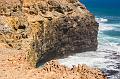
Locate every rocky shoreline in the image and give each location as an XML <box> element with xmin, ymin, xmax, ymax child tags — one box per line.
<box><xmin>0</xmin><ymin>0</ymin><xmax>106</xmax><ymax>79</ymax></box>
<box><xmin>0</xmin><ymin>0</ymin><xmax>98</xmax><ymax>67</ymax></box>
<box><xmin>0</xmin><ymin>45</ymin><xmax>107</xmax><ymax>79</ymax></box>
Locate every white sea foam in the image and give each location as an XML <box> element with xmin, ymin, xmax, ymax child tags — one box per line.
<box><xmin>58</xmin><ymin>54</ymin><xmax>111</xmax><ymax>68</ymax></box>
<box><xmin>99</xmin><ymin>23</ymin><xmax>114</xmax><ymax>31</ymax></box>
<box><xmin>58</xmin><ymin>16</ymin><xmax>120</xmax><ymax>79</ymax></box>
<box><xmin>98</xmin><ymin>23</ymin><xmax>120</xmax><ymax>33</ymax></box>
<box><xmin>99</xmin><ymin>23</ymin><xmax>120</xmax><ymax>28</ymax></box>
<box><xmin>58</xmin><ymin>16</ymin><xmax>120</xmax><ymax>68</ymax></box>
<box><xmin>58</xmin><ymin>44</ymin><xmax>120</xmax><ymax>79</ymax></box>
<box><xmin>96</xmin><ymin>18</ymin><xmax>108</xmax><ymax>23</ymax></box>
<box><xmin>58</xmin><ymin>43</ymin><xmax>120</xmax><ymax>67</ymax></box>
<box><xmin>58</xmin><ymin>26</ymin><xmax>120</xmax><ymax>79</ymax></box>
<box><xmin>96</xmin><ymin>16</ymin><xmax>120</xmax><ymax>31</ymax></box>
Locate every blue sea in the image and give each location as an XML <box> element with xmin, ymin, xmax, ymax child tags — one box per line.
<box><xmin>80</xmin><ymin>0</ymin><xmax>120</xmax><ymax>47</ymax></box>
<box><xmin>58</xmin><ymin>0</ymin><xmax>120</xmax><ymax>79</ymax></box>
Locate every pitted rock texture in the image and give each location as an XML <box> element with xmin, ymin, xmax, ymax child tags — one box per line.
<box><xmin>0</xmin><ymin>47</ymin><xmax>106</xmax><ymax>79</ymax></box>
<box><xmin>0</xmin><ymin>0</ymin><xmax>99</xmax><ymax>67</ymax></box>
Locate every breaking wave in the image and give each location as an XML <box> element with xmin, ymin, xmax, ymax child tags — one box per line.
<box><xmin>58</xmin><ymin>16</ymin><xmax>120</xmax><ymax>79</ymax></box>
<box><xmin>96</xmin><ymin>18</ymin><xmax>108</xmax><ymax>23</ymax></box>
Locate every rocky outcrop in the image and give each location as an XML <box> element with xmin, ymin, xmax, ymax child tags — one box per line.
<box><xmin>0</xmin><ymin>0</ymin><xmax>99</xmax><ymax>67</ymax></box>
<box><xmin>0</xmin><ymin>46</ymin><xmax>106</xmax><ymax>79</ymax></box>
<box><xmin>39</xmin><ymin>60</ymin><xmax>107</xmax><ymax>79</ymax></box>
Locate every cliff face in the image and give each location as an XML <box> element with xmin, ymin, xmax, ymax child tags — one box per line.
<box><xmin>0</xmin><ymin>0</ymin><xmax>99</xmax><ymax>67</ymax></box>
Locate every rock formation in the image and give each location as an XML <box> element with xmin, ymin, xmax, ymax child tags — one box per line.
<box><xmin>0</xmin><ymin>46</ymin><xmax>106</xmax><ymax>79</ymax></box>
<box><xmin>0</xmin><ymin>0</ymin><xmax>99</xmax><ymax>67</ymax></box>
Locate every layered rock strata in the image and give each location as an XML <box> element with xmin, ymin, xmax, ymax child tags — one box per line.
<box><xmin>0</xmin><ymin>0</ymin><xmax>99</xmax><ymax>67</ymax></box>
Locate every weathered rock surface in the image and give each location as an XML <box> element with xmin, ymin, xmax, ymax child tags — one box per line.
<box><xmin>0</xmin><ymin>47</ymin><xmax>106</xmax><ymax>79</ymax></box>
<box><xmin>0</xmin><ymin>0</ymin><xmax>99</xmax><ymax>67</ymax></box>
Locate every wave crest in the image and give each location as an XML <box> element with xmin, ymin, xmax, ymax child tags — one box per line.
<box><xmin>96</xmin><ymin>18</ymin><xmax>108</xmax><ymax>23</ymax></box>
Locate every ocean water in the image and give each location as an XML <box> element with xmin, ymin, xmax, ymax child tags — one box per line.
<box><xmin>58</xmin><ymin>0</ymin><xmax>120</xmax><ymax>79</ymax></box>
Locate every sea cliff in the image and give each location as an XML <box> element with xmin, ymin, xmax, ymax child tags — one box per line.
<box><xmin>0</xmin><ymin>0</ymin><xmax>108</xmax><ymax>79</ymax></box>
<box><xmin>0</xmin><ymin>0</ymin><xmax>98</xmax><ymax>67</ymax></box>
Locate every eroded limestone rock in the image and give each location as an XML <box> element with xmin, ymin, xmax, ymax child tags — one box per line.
<box><xmin>0</xmin><ymin>0</ymin><xmax>99</xmax><ymax>67</ymax></box>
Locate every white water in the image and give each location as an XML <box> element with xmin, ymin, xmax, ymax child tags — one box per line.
<box><xmin>58</xmin><ymin>44</ymin><xmax>120</xmax><ymax>79</ymax></box>
<box><xmin>58</xmin><ymin>17</ymin><xmax>120</xmax><ymax>79</ymax></box>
